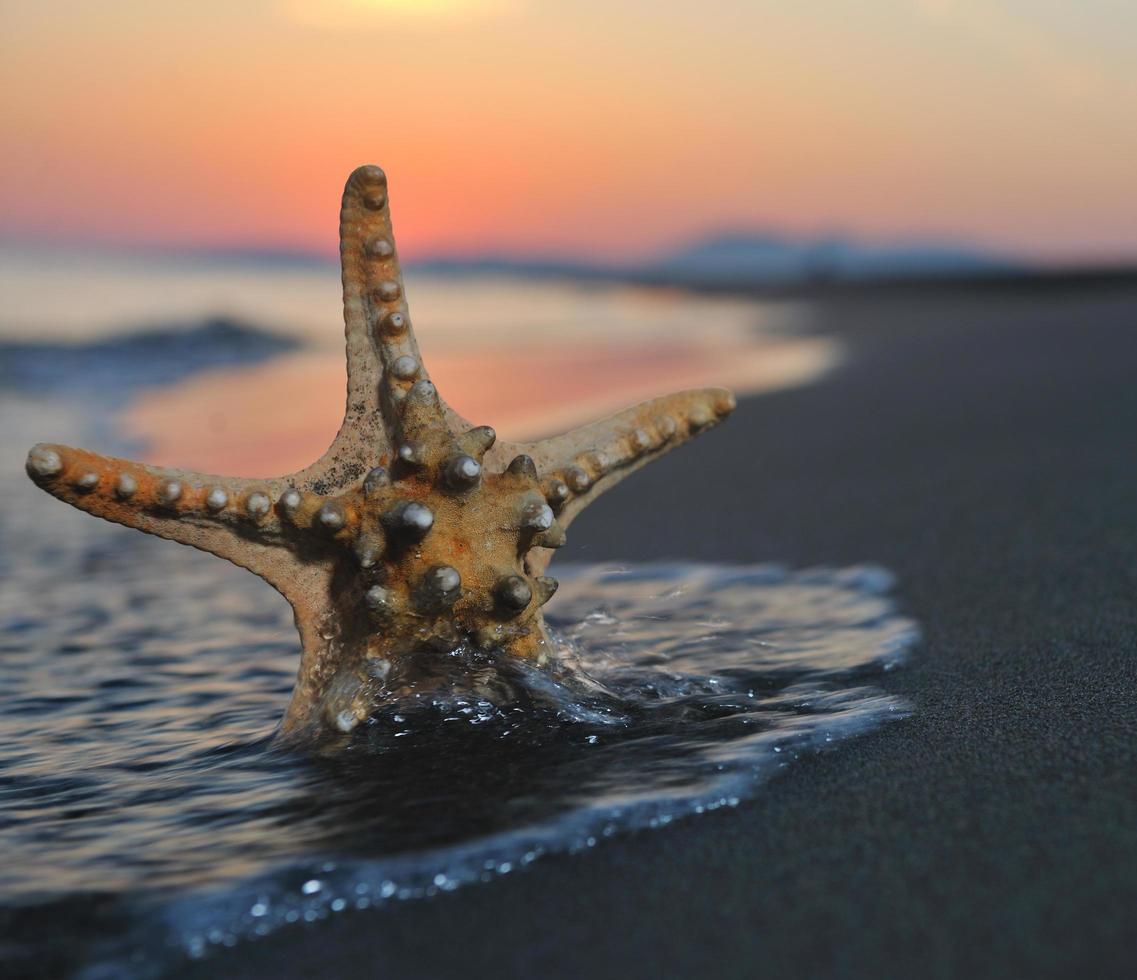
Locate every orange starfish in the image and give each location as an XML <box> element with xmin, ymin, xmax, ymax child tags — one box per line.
<box><xmin>25</xmin><ymin>166</ymin><xmax>735</xmax><ymax>738</ymax></box>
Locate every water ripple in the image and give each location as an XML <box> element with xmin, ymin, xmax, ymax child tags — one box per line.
<box><xmin>0</xmin><ymin>541</ymin><xmax>916</xmax><ymax>976</ymax></box>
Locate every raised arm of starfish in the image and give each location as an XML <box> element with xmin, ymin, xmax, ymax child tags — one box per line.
<box><xmin>25</xmin><ymin>166</ymin><xmax>735</xmax><ymax>739</ymax></box>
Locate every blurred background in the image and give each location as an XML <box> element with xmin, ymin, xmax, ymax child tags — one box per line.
<box><xmin>3</xmin><ymin>0</ymin><xmax>1134</xmax><ymax>475</ymax></box>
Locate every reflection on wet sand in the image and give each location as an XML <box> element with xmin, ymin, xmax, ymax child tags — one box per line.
<box><xmin>123</xmin><ymin>336</ymin><xmax>839</xmax><ymax>476</ymax></box>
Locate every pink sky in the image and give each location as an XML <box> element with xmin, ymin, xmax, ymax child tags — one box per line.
<box><xmin>2</xmin><ymin>1</ymin><xmax>1135</xmax><ymax>263</ymax></box>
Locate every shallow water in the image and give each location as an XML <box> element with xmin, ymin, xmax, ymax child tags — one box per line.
<box><xmin>0</xmin><ymin>553</ymin><xmax>914</xmax><ymax>975</ymax></box>
<box><xmin>0</xmin><ymin>322</ymin><xmax>917</xmax><ymax>977</ymax></box>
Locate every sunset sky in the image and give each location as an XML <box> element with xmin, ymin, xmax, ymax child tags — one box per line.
<box><xmin>2</xmin><ymin>0</ymin><xmax>1134</xmax><ymax>263</ymax></box>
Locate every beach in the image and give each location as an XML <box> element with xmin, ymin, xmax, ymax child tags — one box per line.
<box><xmin>170</xmin><ymin>274</ymin><xmax>1137</xmax><ymax>979</ymax></box>
<box><xmin>8</xmin><ymin>1</ymin><xmax>1137</xmax><ymax>973</ymax></box>
<box><xmin>6</xmin><ymin>2</ymin><xmax>1137</xmax><ymax>976</ymax></box>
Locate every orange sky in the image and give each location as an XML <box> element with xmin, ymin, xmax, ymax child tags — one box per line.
<box><xmin>1</xmin><ymin>0</ymin><xmax>1135</xmax><ymax>262</ymax></box>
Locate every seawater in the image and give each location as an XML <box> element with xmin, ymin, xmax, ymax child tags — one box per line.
<box><xmin>0</xmin><ymin>322</ymin><xmax>917</xmax><ymax>977</ymax></box>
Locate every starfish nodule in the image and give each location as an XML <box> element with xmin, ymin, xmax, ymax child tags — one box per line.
<box><xmin>25</xmin><ymin>166</ymin><xmax>735</xmax><ymax>739</ymax></box>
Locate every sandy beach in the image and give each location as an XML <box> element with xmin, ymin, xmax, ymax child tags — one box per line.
<box><xmin>171</xmin><ymin>274</ymin><xmax>1137</xmax><ymax>979</ymax></box>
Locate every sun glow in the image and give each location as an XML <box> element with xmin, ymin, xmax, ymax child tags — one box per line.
<box><xmin>281</xmin><ymin>0</ymin><xmax>522</xmax><ymax>28</ymax></box>
<box><xmin>2</xmin><ymin>1</ymin><xmax>1135</xmax><ymax>262</ymax></box>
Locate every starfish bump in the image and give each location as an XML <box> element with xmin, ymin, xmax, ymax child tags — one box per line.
<box><xmin>25</xmin><ymin>165</ymin><xmax>735</xmax><ymax>739</ymax></box>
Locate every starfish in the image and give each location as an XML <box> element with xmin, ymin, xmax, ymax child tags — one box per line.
<box><xmin>25</xmin><ymin>166</ymin><xmax>735</xmax><ymax>739</ymax></box>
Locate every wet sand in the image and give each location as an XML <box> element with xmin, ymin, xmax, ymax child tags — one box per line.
<box><xmin>122</xmin><ymin>336</ymin><xmax>838</xmax><ymax>476</ymax></box>
<box><xmin>174</xmin><ymin>275</ymin><xmax>1137</xmax><ymax>979</ymax></box>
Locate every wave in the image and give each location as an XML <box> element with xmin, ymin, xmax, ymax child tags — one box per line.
<box><xmin>0</xmin><ymin>318</ymin><xmax>299</xmax><ymax>401</ymax></box>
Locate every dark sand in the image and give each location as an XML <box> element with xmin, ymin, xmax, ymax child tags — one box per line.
<box><xmin>182</xmin><ymin>278</ymin><xmax>1137</xmax><ymax>979</ymax></box>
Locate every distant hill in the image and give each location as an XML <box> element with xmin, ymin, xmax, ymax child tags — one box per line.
<box><xmin>648</xmin><ymin>233</ymin><xmax>1019</xmax><ymax>286</ymax></box>
<box><xmin>414</xmin><ymin>232</ymin><xmax>1020</xmax><ymax>288</ymax></box>
<box><xmin>4</xmin><ymin>233</ymin><xmax>1018</xmax><ymax>290</ymax></box>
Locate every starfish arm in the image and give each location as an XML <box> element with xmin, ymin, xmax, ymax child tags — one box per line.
<box><xmin>294</xmin><ymin>164</ymin><xmax>402</xmax><ymax>488</ymax></box>
<box><xmin>311</xmin><ymin>166</ymin><xmax>473</xmax><ymax>480</ymax></box>
<box><xmin>525</xmin><ymin>386</ymin><xmax>736</xmax><ymax>542</ymax></box>
<box><xmin>24</xmin><ymin>443</ymin><xmax>338</xmax><ymax>601</ymax></box>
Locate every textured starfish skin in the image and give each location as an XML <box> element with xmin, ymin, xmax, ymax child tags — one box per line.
<box><xmin>25</xmin><ymin>166</ymin><xmax>735</xmax><ymax>739</ymax></box>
